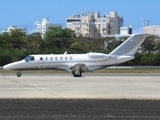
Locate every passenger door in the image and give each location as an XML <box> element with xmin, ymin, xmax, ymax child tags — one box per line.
<box><xmin>38</xmin><ymin>56</ymin><xmax>45</xmax><ymax>69</ymax></box>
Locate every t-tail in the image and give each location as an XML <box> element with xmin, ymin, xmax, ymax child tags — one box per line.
<box><xmin>109</xmin><ymin>34</ymin><xmax>151</xmax><ymax>56</ymax></box>
<box><xmin>109</xmin><ymin>34</ymin><xmax>151</xmax><ymax>63</ymax></box>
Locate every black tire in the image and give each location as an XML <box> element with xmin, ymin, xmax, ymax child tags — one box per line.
<box><xmin>17</xmin><ymin>72</ymin><xmax>21</xmax><ymax>77</ymax></box>
<box><xmin>73</xmin><ymin>73</ymin><xmax>82</xmax><ymax>77</ymax></box>
<box><xmin>78</xmin><ymin>72</ymin><xmax>82</xmax><ymax>77</ymax></box>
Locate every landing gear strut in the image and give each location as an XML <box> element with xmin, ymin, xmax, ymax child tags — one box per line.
<box><xmin>17</xmin><ymin>72</ymin><xmax>21</xmax><ymax>77</ymax></box>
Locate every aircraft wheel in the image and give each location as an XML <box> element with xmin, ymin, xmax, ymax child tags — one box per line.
<box><xmin>78</xmin><ymin>72</ymin><xmax>82</xmax><ymax>77</ymax></box>
<box><xmin>73</xmin><ymin>73</ymin><xmax>77</xmax><ymax>77</ymax></box>
<box><xmin>17</xmin><ymin>72</ymin><xmax>21</xmax><ymax>77</ymax></box>
<box><xmin>73</xmin><ymin>72</ymin><xmax>82</xmax><ymax>77</ymax></box>
<box><xmin>73</xmin><ymin>73</ymin><xmax>78</xmax><ymax>77</ymax></box>
<box><xmin>72</xmin><ymin>71</ymin><xmax>76</xmax><ymax>77</ymax></box>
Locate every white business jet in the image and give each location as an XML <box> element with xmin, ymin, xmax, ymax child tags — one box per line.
<box><xmin>3</xmin><ymin>34</ymin><xmax>150</xmax><ymax>77</ymax></box>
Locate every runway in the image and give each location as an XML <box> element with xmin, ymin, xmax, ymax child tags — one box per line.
<box><xmin>0</xmin><ymin>73</ymin><xmax>160</xmax><ymax>99</ymax></box>
<box><xmin>0</xmin><ymin>73</ymin><xmax>160</xmax><ymax>119</ymax></box>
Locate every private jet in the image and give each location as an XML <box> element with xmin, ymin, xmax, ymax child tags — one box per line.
<box><xmin>3</xmin><ymin>34</ymin><xmax>150</xmax><ymax>77</ymax></box>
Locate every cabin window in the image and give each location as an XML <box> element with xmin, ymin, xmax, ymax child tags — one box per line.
<box><xmin>60</xmin><ymin>57</ymin><xmax>63</xmax><ymax>60</ymax></box>
<box><xmin>65</xmin><ymin>57</ymin><xmax>68</xmax><ymax>60</ymax></box>
<box><xmin>70</xmin><ymin>56</ymin><xmax>73</xmax><ymax>60</ymax></box>
<box><xmin>55</xmin><ymin>57</ymin><xmax>58</xmax><ymax>60</ymax></box>
<box><xmin>45</xmin><ymin>57</ymin><xmax>48</xmax><ymax>61</ymax></box>
<box><xmin>50</xmin><ymin>57</ymin><xmax>53</xmax><ymax>60</ymax></box>
<box><xmin>40</xmin><ymin>57</ymin><xmax>43</xmax><ymax>61</ymax></box>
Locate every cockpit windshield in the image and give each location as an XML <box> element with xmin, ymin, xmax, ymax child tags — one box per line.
<box><xmin>24</xmin><ymin>56</ymin><xmax>35</xmax><ymax>62</ymax></box>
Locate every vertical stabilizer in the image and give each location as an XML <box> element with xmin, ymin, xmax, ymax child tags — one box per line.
<box><xmin>109</xmin><ymin>34</ymin><xmax>151</xmax><ymax>56</ymax></box>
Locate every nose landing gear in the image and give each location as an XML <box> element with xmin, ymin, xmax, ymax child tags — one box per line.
<box><xmin>17</xmin><ymin>72</ymin><xmax>21</xmax><ymax>77</ymax></box>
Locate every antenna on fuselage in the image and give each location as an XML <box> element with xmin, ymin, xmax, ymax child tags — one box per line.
<box><xmin>64</xmin><ymin>51</ymin><xmax>67</xmax><ymax>54</ymax></box>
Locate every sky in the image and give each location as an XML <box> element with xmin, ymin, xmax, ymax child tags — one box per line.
<box><xmin>0</xmin><ymin>0</ymin><xmax>160</xmax><ymax>34</ymax></box>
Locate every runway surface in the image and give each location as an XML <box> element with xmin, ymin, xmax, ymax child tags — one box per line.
<box><xmin>0</xmin><ymin>99</ymin><xmax>160</xmax><ymax>120</ymax></box>
<box><xmin>0</xmin><ymin>73</ymin><xmax>160</xmax><ymax>119</ymax></box>
<box><xmin>0</xmin><ymin>73</ymin><xmax>160</xmax><ymax>99</ymax></box>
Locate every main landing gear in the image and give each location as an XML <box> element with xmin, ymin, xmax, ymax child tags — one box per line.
<box><xmin>17</xmin><ymin>71</ymin><xmax>21</xmax><ymax>77</ymax></box>
<box><xmin>72</xmin><ymin>71</ymin><xmax>82</xmax><ymax>77</ymax></box>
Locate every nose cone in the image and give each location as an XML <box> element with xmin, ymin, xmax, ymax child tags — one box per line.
<box><xmin>3</xmin><ymin>65</ymin><xmax>5</xmax><ymax>70</ymax></box>
<box><xmin>3</xmin><ymin>61</ymin><xmax>22</xmax><ymax>70</ymax></box>
<box><xmin>3</xmin><ymin>64</ymin><xmax>11</xmax><ymax>70</ymax></box>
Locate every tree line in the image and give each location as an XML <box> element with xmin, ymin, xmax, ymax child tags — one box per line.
<box><xmin>0</xmin><ymin>26</ymin><xmax>160</xmax><ymax>66</ymax></box>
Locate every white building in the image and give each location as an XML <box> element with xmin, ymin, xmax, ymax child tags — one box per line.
<box><xmin>120</xmin><ymin>26</ymin><xmax>132</xmax><ymax>35</ymax></box>
<box><xmin>66</xmin><ymin>11</ymin><xmax>124</xmax><ymax>38</ymax></box>
<box><xmin>37</xmin><ymin>18</ymin><xmax>62</xmax><ymax>38</ymax></box>
<box><xmin>2</xmin><ymin>25</ymin><xmax>27</xmax><ymax>34</ymax></box>
<box><xmin>143</xmin><ymin>26</ymin><xmax>160</xmax><ymax>36</ymax></box>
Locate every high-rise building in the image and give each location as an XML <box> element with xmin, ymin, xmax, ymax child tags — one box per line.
<box><xmin>37</xmin><ymin>18</ymin><xmax>62</xmax><ymax>38</ymax></box>
<box><xmin>66</xmin><ymin>11</ymin><xmax>124</xmax><ymax>38</ymax></box>
<box><xmin>2</xmin><ymin>25</ymin><xmax>27</xmax><ymax>34</ymax></box>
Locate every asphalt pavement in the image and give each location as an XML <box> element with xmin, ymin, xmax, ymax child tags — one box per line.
<box><xmin>0</xmin><ymin>71</ymin><xmax>160</xmax><ymax>119</ymax></box>
<box><xmin>0</xmin><ymin>99</ymin><xmax>160</xmax><ymax>120</ymax></box>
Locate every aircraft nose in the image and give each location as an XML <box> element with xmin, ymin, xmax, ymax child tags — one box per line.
<box><xmin>3</xmin><ymin>61</ymin><xmax>22</xmax><ymax>70</ymax></box>
<box><xmin>3</xmin><ymin>64</ymin><xmax>9</xmax><ymax>70</ymax></box>
<box><xmin>3</xmin><ymin>63</ymin><xmax>14</xmax><ymax>70</ymax></box>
